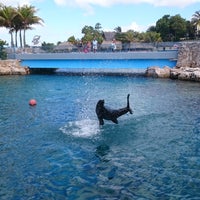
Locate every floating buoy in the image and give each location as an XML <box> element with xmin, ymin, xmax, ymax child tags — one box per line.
<box><xmin>29</xmin><ymin>99</ymin><xmax>37</xmax><ymax>106</ymax></box>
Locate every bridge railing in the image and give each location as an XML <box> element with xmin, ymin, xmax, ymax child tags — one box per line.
<box><xmin>6</xmin><ymin>42</ymin><xmax>180</xmax><ymax>57</ymax></box>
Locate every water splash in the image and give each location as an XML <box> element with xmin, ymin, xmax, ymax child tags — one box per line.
<box><xmin>60</xmin><ymin>119</ymin><xmax>100</xmax><ymax>138</ymax></box>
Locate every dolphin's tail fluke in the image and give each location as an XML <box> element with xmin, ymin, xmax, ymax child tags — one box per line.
<box><xmin>127</xmin><ymin>94</ymin><xmax>133</xmax><ymax>114</ymax></box>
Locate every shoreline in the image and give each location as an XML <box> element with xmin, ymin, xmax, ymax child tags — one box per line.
<box><xmin>1</xmin><ymin>42</ymin><xmax>200</xmax><ymax>82</ymax></box>
<box><xmin>0</xmin><ymin>60</ymin><xmax>29</xmax><ymax>75</ymax></box>
<box><xmin>1</xmin><ymin>60</ymin><xmax>200</xmax><ymax>82</ymax></box>
<box><xmin>1</xmin><ymin>59</ymin><xmax>200</xmax><ymax>82</ymax></box>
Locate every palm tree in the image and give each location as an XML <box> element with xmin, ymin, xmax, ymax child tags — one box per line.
<box><xmin>95</xmin><ymin>22</ymin><xmax>102</xmax><ymax>32</ymax></box>
<box><xmin>192</xmin><ymin>10</ymin><xmax>200</xmax><ymax>38</ymax></box>
<box><xmin>0</xmin><ymin>4</ymin><xmax>44</xmax><ymax>48</ymax></box>
<box><xmin>0</xmin><ymin>5</ymin><xmax>17</xmax><ymax>47</ymax></box>
<box><xmin>17</xmin><ymin>5</ymin><xmax>44</xmax><ymax>47</ymax></box>
<box><xmin>125</xmin><ymin>30</ymin><xmax>139</xmax><ymax>42</ymax></box>
<box><xmin>114</xmin><ymin>26</ymin><xmax>122</xmax><ymax>33</ymax></box>
<box><xmin>12</xmin><ymin>11</ymin><xmax>23</xmax><ymax>47</ymax></box>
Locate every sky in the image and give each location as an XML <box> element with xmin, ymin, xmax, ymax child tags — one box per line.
<box><xmin>1</xmin><ymin>0</ymin><xmax>200</xmax><ymax>46</ymax></box>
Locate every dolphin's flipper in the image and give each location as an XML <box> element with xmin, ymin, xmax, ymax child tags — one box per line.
<box><xmin>111</xmin><ymin>118</ymin><xmax>118</xmax><ymax>124</ymax></box>
<box><xmin>99</xmin><ymin>118</ymin><xmax>104</xmax><ymax>125</ymax></box>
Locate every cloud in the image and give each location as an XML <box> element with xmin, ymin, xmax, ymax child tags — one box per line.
<box><xmin>104</xmin><ymin>21</ymin><xmax>152</xmax><ymax>33</ymax></box>
<box><xmin>148</xmin><ymin>0</ymin><xmax>200</xmax><ymax>7</ymax></box>
<box><xmin>53</xmin><ymin>0</ymin><xmax>200</xmax><ymax>8</ymax></box>
<box><xmin>52</xmin><ymin>0</ymin><xmax>200</xmax><ymax>15</ymax></box>
<box><xmin>2</xmin><ymin>0</ymin><xmax>200</xmax><ymax>16</ymax></box>
<box><xmin>1</xmin><ymin>0</ymin><xmax>200</xmax><ymax>8</ymax></box>
<box><xmin>122</xmin><ymin>21</ymin><xmax>147</xmax><ymax>32</ymax></box>
<box><xmin>0</xmin><ymin>0</ymin><xmax>43</xmax><ymax>6</ymax></box>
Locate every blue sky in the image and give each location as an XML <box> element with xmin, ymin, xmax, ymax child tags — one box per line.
<box><xmin>1</xmin><ymin>0</ymin><xmax>200</xmax><ymax>46</ymax></box>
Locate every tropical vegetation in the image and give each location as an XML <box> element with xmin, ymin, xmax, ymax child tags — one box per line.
<box><xmin>0</xmin><ymin>3</ymin><xmax>43</xmax><ymax>48</ymax></box>
<box><xmin>1</xmin><ymin>2</ymin><xmax>200</xmax><ymax>49</ymax></box>
<box><xmin>191</xmin><ymin>10</ymin><xmax>200</xmax><ymax>37</ymax></box>
<box><xmin>70</xmin><ymin>12</ymin><xmax>200</xmax><ymax>45</ymax></box>
<box><xmin>0</xmin><ymin>39</ymin><xmax>7</xmax><ymax>59</ymax></box>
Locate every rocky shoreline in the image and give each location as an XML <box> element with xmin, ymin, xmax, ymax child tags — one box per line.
<box><xmin>146</xmin><ymin>42</ymin><xmax>200</xmax><ymax>82</ymax></box>
<box><xmin>0</xmin><ymin>60</ymin><xmax>29</xmax><ymax>75</ymax></box>
<box><xmin>145</xmin><ymin>66</ymin><xmax>200</xmax><ymax>81</ymax></box>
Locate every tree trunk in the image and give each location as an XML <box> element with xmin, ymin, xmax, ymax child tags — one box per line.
<box><xmin>15</xmin><ymin>31</ymin><xmax>18</xmax><ymax>47</ymax></box>
<box><xmin>19</xmin><ymin>30</ymin><xmax>22</xmax><ymax>48</ymax></box>
<box><xmin>10</xmin><ymin>31</ymin><xmax>14</xmax><ymax>47</ymax></box>
<box><xmin>23</xmin><ymin>28</ymin><xmax>26</xmax><ymax>47</ymax></box>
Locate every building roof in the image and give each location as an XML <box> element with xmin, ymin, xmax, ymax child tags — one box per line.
<box><xmin>54</xmin><ymin>42</ymin><xmax>77</xmax><ymax>51</ymax></box>
<box><xmin>103</xmin><ymin>32</ymin><xmax>116</xmax><ymax>41</ymax></box>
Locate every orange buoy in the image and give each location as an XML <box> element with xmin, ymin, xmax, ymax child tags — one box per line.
<box><xmin>29</xmin><ymin>99</ymin><xmax>37</xmax><ymax>106</ymax></box>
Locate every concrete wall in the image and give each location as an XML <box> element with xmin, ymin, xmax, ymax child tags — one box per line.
<box><xmin>15</xmin><ymin>51</ymin><xmax>178</xmax><ymax>60</ymax></box>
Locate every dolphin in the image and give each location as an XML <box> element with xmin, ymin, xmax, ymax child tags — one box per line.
<box><xmin>96</xmin><ymin>94</ymin><xmax>133</xmax><ymax>125</ymax></box>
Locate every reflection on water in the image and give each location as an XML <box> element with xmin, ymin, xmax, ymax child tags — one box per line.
<box><xmin>0</xmin><ymin>75</ymin><xmax>200</xmax><ymax>199</ymax></box>
<box><xmin>95</xmin><ymin>144</ymin><xmax>110</xmax><ymax>162</ymax></box>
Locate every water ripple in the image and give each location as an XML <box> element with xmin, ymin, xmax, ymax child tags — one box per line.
<box><xmin>60</xmin><ymin>119</ymin><xmax>100</xmax><ymax>138</ymax></box>
<box><xmin>1</xmin><ymin>76</ymin><xmax>200</xmax><ymax>199</ymax></box>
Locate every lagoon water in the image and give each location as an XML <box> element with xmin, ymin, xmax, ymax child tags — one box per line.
<box><xmin>0</xmin><ymin>74</ymin><xmax>200</xmax><ymax>199</ymax></box>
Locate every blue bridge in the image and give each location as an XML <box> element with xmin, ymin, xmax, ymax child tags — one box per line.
<box><xmin>15</xmin><ymin>51</ymin><xmax>178</xmax><ymax>75</ymax></box>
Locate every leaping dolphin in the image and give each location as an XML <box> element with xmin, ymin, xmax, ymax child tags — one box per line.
<box><xmin>96</xmin><ymin>94</ymin><xmax>133</xmax><ymax>125</ymax></box>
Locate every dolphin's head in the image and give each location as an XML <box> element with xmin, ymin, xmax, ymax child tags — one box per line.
<box><xmin>96</xmin><ymin>100</ymin><xmax>105</xmax><ymax>111</ymax></box>
<box><xmin>97</xmin><ymin>100</ymin><xmax>104</xmax><ymax>106</ymax></box>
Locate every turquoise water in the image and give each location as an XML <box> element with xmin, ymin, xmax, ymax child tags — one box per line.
<box><xmin>0</xmin><ymin>75</ymin><xmax>200</xmax><ymax>199</ymax></box>
<box><xmin>21</xmin><ymin>59</ymin><xmax>176</xmax><ymax>69</ymax></box>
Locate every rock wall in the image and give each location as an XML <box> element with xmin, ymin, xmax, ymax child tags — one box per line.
<box><xmin>176</xmin><ymin>42</ymin><xmax>200</xmax><ymax>68</ymax></box>
<box><xmin>146</xmin><ymin>42</ymin><xmax>200</xmax><ymax>82</ymax></box>
<box><xmin>0</xmin><ymin>60</ymin><xmax>29</xmax><ymax>75</ymax></box>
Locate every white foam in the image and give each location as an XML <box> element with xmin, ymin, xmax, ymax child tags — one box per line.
<box><xmin>60</xmin><ymin>119</ymin><xmax>100</xmax><ymax>138</ymax></box>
